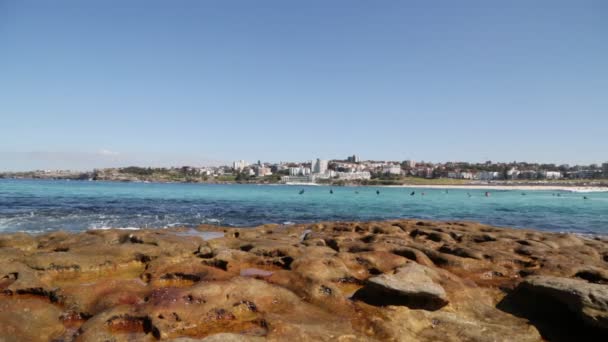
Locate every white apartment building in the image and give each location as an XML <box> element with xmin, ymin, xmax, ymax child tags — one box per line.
<box><xmin>383</xmin><ymin>166</ymin><xmax>402</xmax><ymax>175</ymax></box>
<box><xmin>289</xmin><ymin>167</ymin><xmax>311</xmax><ymax>176</ymax></box>
<box><xmin>476</xmin><ymin>171</ymin><xmax>501</xmax><ymax>180</ymax></box>
<box><xmin>540</xmin><ymin>171</ymin><xmax>562</xmax><ymax>179</ymax></box>
<box><xmin>312</xmin><ymin>159</ymin><xmax>328</xmax><ymax>174</ymax></box>
<box><xmin>403</xmin><ymin>160</ymin><xmax>416</xmax><ymax>168</ymax></box>
<box><xmin>232</xmin><ymin>160</ymin><xmax>249</xmax><ymax>171</ymax></box>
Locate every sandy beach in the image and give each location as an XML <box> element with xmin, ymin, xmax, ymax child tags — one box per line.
<box><xmin>386</xmin><ymin>184</ymin><xmax>608</xmax><ymax>192</ymax></box>
<box><xmin>285</xmin><ymin>182</ymin><xmax>608</xmax><ymax>192</ymax></box>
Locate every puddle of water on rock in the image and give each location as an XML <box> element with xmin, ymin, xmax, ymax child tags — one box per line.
<box><xmin>239</xmin><ymin>268</ymin><xmax>274</xmax><ymax>277</ymax></box>
<box><xmin>174</xmin><ymin>228</ymin><xmax>225</xmax><ymax>241</ymax></box>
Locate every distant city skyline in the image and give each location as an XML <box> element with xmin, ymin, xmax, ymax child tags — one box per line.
<box><xmin>0</xmin><ymin>150</ymin><xmax>607</xmax><ymax>172</ymax></box>
<box><xmin>1</xmin><ymin>1</ymin><xmax>607</xmax><ymax>170</ymax></box>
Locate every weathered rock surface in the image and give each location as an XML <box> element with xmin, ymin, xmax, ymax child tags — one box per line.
<box><xmin>0</xmin><ymin>219</ymin><xmax>607</xmax><ymax>341</ymax></box>
<box><xmin>497</xmin><ymin>275</ymin><xmax>608</xmax><ymax>340</ymax></box>
<box><xmin>355</xmin><ymin>263</ymin><xmax>448</xmax><ymax>310</ymax></box>
<box><xmin>518</xmin><ymin>276</ymin><xmax>608</xmax><ymax>329</ymax></box>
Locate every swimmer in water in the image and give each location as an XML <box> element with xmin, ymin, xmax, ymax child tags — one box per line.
<box><xmin>299</xmin><ymin>189</ymin><xmax>305</xmax><ymax>195</ymax></box>
<box><xmin>485</xmin><ymin>192</ymin><xmax>490</xmax><ymax>197</ymax></box>
<box><xmin>376</xmin><ymin>190</ymin><xmax>380</xmax><ymax>195</ymax></box>
<box><xmin>467</xmin><ymin>192</ymin><xmax>472</xmax><ymax>197</ymax></box>
<box><xmin>410</xmin><ymin>191</ymin><xmax>415</xmax><ymax>196</ymax></box>
<box><xmin>329</xmin><ymin>189</ymin><xmax>333</xmax><ymax>194</ymax></box>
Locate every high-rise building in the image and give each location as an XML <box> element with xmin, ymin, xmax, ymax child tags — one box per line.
<box><xmin>232</xmin><ymin>160</ymin><xmax>249</xmax><ymax>171</ymax></box>
<box><xmin>403</xmin><ymin>160</ymin><xmax>416</xmax><ymax>168</ymax></box>
<box><xmin>347</xmin><ymin>155</ymin><xmax>360</xmax><ymax>163</ymax></box>
<box><xmin>312</xmin><ymin>159</ymin><xmax>328</xmax><ymax>174</ymax></box>
<box><xmin>603</xmin><ymin>162</ymin><xmax>608</xmax><ymax>177</ymax></box>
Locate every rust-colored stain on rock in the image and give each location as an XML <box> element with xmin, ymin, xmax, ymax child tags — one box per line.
<box><xmin>0</xmin><ymin>219</ymin><xmax>607</xmax><ymax>341</ymax></box>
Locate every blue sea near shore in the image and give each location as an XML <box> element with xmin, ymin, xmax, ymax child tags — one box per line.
<box><xmin>0</xmin><ymin>179</ymin><xmax>607</xmax><ymax>235</ymax></box>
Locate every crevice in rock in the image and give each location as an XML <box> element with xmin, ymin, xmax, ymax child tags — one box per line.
<box><xmin>392</xmin><ymin>248</ymin><xmax>419</xmax><ymax>262</ymax></box>
<box><xmin>575</xmin><ymin>270</ymin><xmax>608</xmax><ymax>284</ymax></box>
<box><xmin>351</xmin><ymin>284</ymin><xmax>447</xmax><ymax>311</ymax></box>
<box><xmin>202</xmin><ymin>259</ymin><xmax>228</xmax><ymax>271</ymax></box>
<box><xmin>473</xmin><ymin>234</ymin><xmax>497</xmax><ymax>243</ymax></box>
<box><xmin>106</xmin><ymin>315</ymin><xmax>160</xmax><ymax>340</ymax></box>
<box><xmin>361</xmin><ymin>235</ymin><xmax>375</xmax><ymax>243</ymax></box>
<box><xmin>497</xmin><ymin>287</ymin><xmax>605</xmax><ymax>341</ymax></box>
<box><xmin>240</xmin><ymin>244</ymin><xmax>254</xmax><ymax>252</ymax></box>
<box><xmin>272</xmin><ymin>256</ymin><xmax>293</xmax><ymax>270</ymax></box>
<box><xmin>348</xmin><ymin>245</ymin><xmax>373</xmax><ymax>253</ymax></box>
<box><xmin>325</xmin><ymin>239</ymin><xmax>340</xmax><ymax>252</ymax></box>
<box><xmin>134</xmin><ymin>253</ymin><xmax>153</xmax><ymax>263</ymax></box>
<box><xmin>14</xmin><ymin>287</ymin><xmax>59</xmax><ymax>302</ymax></box>
<box><xmin>160</xmin><ymin>272</ymin><xmax>201</xmax><ymax>283</ymax></box>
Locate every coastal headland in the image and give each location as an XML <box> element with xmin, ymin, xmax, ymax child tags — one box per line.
<box><xmin>1</xmin><ymin>220</ymin><xmax>607</xmax><ymax>341</ymax></box>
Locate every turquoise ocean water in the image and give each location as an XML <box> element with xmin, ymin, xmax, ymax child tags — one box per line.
<box><xmin>0</xmin><ymin>179</ymin><xmax>606</xmax><ymax>234</ymax></box>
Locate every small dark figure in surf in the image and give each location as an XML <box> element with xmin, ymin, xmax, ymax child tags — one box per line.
<box><xmin>521</xmin><ymin>192</ymin><xmax>526</xmax><ymax>196</ymax></box>
<box><xmin>410</xmin><ymin>191</ymin><xmax>415</xmax><ymax>196</ymax></box>
<box><xmin>299</xmin><ymin>189</ymin><xmax>305</xmax><ymax>195</ymax></box>
<box><xmin>421</xmin><ymin>192</ymin><xmax>425</xmax><ymax>196</ymax></box>
<box><xmin>467</xmin><ymin>192</ymin><xmax>472</xmax><ymax>197</ymax></box>
<box><xmin>376</xmin><ymin>190</ymin><xmax>380</xmax><ymax>195</ymax></box>
<box><xmin>355</xmin><ymin>191</ymin><xmax>359</xmax><ymax>194</ymax></box>
<box><xmin>329</xmin><ymin>189</ymin><xmax>333</xmax><ymax>194</ymax></box>
<box><xmin>583</xmin><ymin>196</ymin><xmax>589</xmax><ymax>200</ymax></box>
<box><xmin>445</xmin><ymin>190</ymin><xmax>448</xmax><ymax>194</ymax></box>
<box><xmin>557</xmin><ymin>193</ymin><xmax>561</xmax><ymax>197</ymax></box>
<box><xmin>485</xmin><ymin>192</ymin><xmax>490</xmax><ymax>197</ymax></box>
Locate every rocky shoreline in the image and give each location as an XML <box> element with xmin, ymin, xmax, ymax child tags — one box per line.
<box><xmin>1</xmin><ymin>220</ymin><xmax>607</xmax><ymax>341</ymax></box>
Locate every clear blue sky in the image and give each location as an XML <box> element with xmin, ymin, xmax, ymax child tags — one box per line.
<box><xmin>1</xmin><ymin>0</ymin><xmax>607</xmax><ymax>170</ymax></box>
